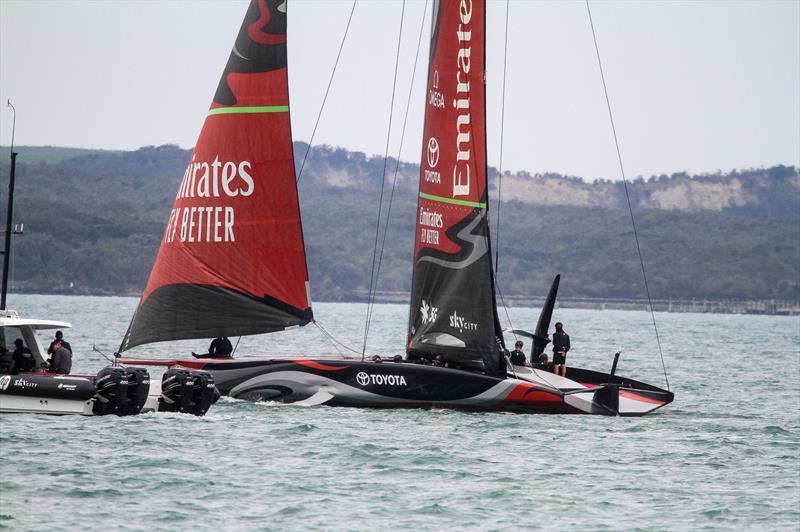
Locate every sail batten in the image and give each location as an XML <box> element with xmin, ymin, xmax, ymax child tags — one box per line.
<box><xmin>121</xmin><ymin>0</ymin><xmax>311</xmax><ymax>352</ymax></box>
<box><xmin>407</xmin><ymin>0</ymin><xmax>503</xmax><ymax>376</ymax></box>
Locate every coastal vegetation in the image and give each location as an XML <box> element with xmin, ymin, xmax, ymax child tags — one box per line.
<box><xmin>0</xmin><ymin>144</ymin><xmax>797</xmax><ymax>302</ymax></box>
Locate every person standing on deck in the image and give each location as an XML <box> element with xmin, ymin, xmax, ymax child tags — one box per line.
<box><xmin>552</xmin><ymin>322</ymin><xmax>570</xmax><ymax>377</ymax></box>
<box><xmin>47</xmin><ymin>330</ymin><xmax>71</xmax><ymax>357</ymax></box>
<box><xmin>49</xmin><ymin>340</ymin><xmax>73</xmax><ymax>374</ymax></box>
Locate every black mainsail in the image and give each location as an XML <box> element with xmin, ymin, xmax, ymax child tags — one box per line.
<box><xmin>407</xmin><ymin>0</ymin><xmax>504</xmax><ymax>376</ymax></box>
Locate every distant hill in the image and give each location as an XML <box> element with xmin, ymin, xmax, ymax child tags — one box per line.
<box><xmin>0</xmin><ymin>144</ymin><xmax>797</xmax><ymax>301</ymax></box>
<box><xmin>0</xmin><ymin>146</ymin><xmax>120</xmax><ymax>164</ymax></box>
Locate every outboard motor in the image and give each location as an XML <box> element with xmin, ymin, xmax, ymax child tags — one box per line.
<box><xmin>158</xmin><ymin>368</ymin><xmax>195</xmax><ymax>413</ymax></box>
<box><xmin>92</xmin><ymin>367</ymin><xmax>130</xmax><ymax>416</ymax></box>
<box><xmin>120</xmin><ymin>367</ymin><xmax>151</xmax><ymax>416</ymax></box>
<box><xmin>188</xmin><ymin>372</ymin><xmax>218</xmax><ymax>416</ymax></box>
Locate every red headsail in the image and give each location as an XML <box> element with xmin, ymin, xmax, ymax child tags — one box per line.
<box><xmin>120</xmin><ymin>0</ymin><xmax>312</xmax><ymax>352</ymax></box>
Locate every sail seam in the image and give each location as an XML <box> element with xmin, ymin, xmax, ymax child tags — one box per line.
<box><xmin>419</xmin><ymin>191</ymin><xmax>486</xmax><ymax>209</ymax></box>
<box><xmin>207</xmin><ymin>106</ymin><xmax>289</xmax><ymax>115</ymax></box>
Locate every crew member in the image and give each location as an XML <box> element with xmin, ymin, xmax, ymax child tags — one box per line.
<box><xmin>47</xmin><ymin>330</ymin><xmax>71</xmax><ymax>356</ymax></box>
<box><xmin>536</xmin><ymin>352</ymin><xmax>551</xmax><ymax>369</ymax></box>
<box><xmin>509</xmin><ymin>340</ymin><xmax>528</xmax><ymax>366</ymax></box>
<box><xmin>193</xmin><ymin>337</ymin><xmax>234</xmax><ymax>359</ymax></box>
<box><xmin>552</xmin><ymin>322</ymin><xmax>570</xmax><ymax>377</ymax></box>
<box><xmin>49</xmin><ymin>340</ymin><xmax>73</xmax><ymax>374</ymax></box>
<box><xmin>10</xmin><ymin>339</ymin><xmax>36</xmax><ymax>374</ymax></box>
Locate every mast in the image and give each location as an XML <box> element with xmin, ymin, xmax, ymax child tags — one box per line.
<box><xmin>1</xmin><ymin>100</ymin><xmax>17</xmax><ymax>311</ymax></box>
<box><xmin>120</xmin><ymin>0</ymin><xmax>312</xmax><ymax>352</ymax></box>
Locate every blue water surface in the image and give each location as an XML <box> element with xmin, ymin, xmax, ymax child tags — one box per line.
<box><xmin>1</xmin><ymin>295</ymin><xmax>798</xmax><ymax>530</ymax></box>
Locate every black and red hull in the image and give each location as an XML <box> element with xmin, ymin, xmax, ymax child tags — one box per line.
<box><xmin>120</xmin><ymin>357</ymin><xmax>673</xmax><ymax>416</ymax></box>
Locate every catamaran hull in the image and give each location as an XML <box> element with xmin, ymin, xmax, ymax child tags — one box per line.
<box><xmin>121</xmin><ymin>358</ymin><xmax>673</xmax><ymax>416</ymax></box>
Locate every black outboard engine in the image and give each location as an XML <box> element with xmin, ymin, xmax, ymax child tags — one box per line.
<box><xmin>158</xmin><ymin>368</ymin><xmax>218</xmax><ymax>416</ymax></box>
<box><xmin>189</xmin><ymin>371</ymin><xmax>218</xmax><ymax>416</ymax></box>
<box><xmin>92</xmin><ymin>367</ymin><xmax>130</xmax><ymax>416</ymax></box>
<box><xmin>158</xmin><ymin>368</ymin><xmax>195</xmax><ymax>413</ymax></box>
<box><xmin>120</xmin><ymin>367</ymin><xmax>151</xmax><ymax>416</ymax></box>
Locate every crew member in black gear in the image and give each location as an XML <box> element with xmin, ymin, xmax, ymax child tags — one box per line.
<box><xmin>49</xmin><ymin>340</ymin><xmax>73</xmax><ymax>374</ymax></box>
<box><xmin>509</xmin><ymin>340</ymin><xmax>528</xmax><ymax>366</ymax></box>
<box><xmin>552</xmin><ymin>322</ymin><xmax>570</xmax><ymax>377</ymax></box>
<box><xmin>10</xmin><ymin>339</ymin><xmax>36</xmax><ymax>374</ymax></box>
<box><xmin>47</xmin><ymin>330</ymin><xmax>71</xmax><ymax>356</ymax></box>
<box><xmin>193</xmin><ymin>337</ymin><xmax>234</xmax><ymax>359</ymax></box>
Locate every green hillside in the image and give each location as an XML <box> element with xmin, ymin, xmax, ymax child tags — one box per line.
<box><xmin>0</xmin><ymin>145</ymin><xmax>797</xmax><ymax>301</ymax></box>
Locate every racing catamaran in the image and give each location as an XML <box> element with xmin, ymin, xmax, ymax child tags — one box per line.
<box><xmin>119</xmin><ymin>0</ymin><xmax>673</xmax><ymax>416</ymax></box>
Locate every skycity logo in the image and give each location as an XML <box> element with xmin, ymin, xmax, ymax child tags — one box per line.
<box><xmin>449</xmin><ymin>310</ymin><xmax>478</xmax><ymax>333</ymax></box>
<box><xmin>355</xmin><ymin>372</ymin><xmax>408</xmax><ymax>387</ymax></box>
<box><xmin>13</xmin><ymin>378</ymin><xmax>38</xmax><ymax>390</ymax></box>
<box><xmin>0</xmin><ymin>375</ymin><xmax>10</xmax><ymax>391</ymax></box>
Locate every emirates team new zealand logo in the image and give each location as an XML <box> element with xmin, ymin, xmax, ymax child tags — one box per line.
<box><xmin>214</xmin><ymin>0</ymin><xmax>288</xmax><ymax>106</ymax></box>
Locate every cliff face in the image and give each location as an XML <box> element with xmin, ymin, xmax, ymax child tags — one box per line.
<box><xmin>492</xmin><ymin>166</ymin><xmax>799</xmax><ymax>219</ymax></box>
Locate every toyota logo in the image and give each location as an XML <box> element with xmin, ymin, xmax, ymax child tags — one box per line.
<box><xmin>356</xmin><ymin>372</ymin><xmax>370</xmax><ymax>386</ymax></box>
<box><xmin>427</xmin><ymin>137</ymin><xmax>440</xmax><ymax>168</ymax></box>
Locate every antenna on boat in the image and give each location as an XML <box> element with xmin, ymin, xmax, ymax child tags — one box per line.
<box><xmin>1</xmin><ymin>99</ymin><xmax>18</xmax><ymax>311</ymax></box>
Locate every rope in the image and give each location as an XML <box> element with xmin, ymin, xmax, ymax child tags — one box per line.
<box><xmin>495</xmin><ymin>279</ymin><xmax>516</xmax><ymax>344</ymax></box>
<box><xmin>494</xmin><ymin>0</ymin><xmax>510</xmax><ymax>273</ymax></box>
<box><xmin>296</xmin><ymin>0</ymin><xmax>358</xmax><ymax>183</ymax></box>
<box><xmin>232</xmin><ymin>336</ymin><xmax>242</xmax><ymax>356</ymax></box>
<box><xmin>361</xmin><ymin>0</ymin><xmax>407</xmax><ymax>359</ymax></box>
<box><xmin>585</xmin><ymin>0</ymin><xmax>669</xmax><ymax>391</ymax></box>
<box><xmin>362</xmin><ymin>0</ymin><xmax>428</xmax><ymax>357</ymax></box>
<box><xmin>313</xmin><ymin>321</ymin><xmax>360</xmax><ymax>358</ymax></box>
<box><xmin>491</xmin><ymin>0</ymin><xmax>516</xmax><ymax>343</ymax></box>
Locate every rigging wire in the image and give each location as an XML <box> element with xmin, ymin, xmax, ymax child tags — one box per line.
<box><xmin>495</xmin><ymin>282</ymin><xmax>517</xmax><ymax>344</ymax></box>
<box><xmin>489</xmin><ymin>0</ymin><xmax>516</xmax><ymax>342</ymax></box>
<box><xmin>362</xmin><ymin>0</ymin><xmax>428</xmax><ymax>356</ymax></box>
<box><xmin>296</xmin><ymin>0</ymin><xmax>358</xmax><ymax>183</ymax></box>
<box><xmin>313</xmin><ymin>321</ymin><xmax>355</xmax><ymax>358</ymax></box>
<box><xmin>494</xmin><ymin>0</ymin><xmax>510</xmax><ymax>274</ymax></box>
<box><xmin>232</xmin><ymin>336</ymin><xmax>242</xmax><ymax>356</ymax></box>
<box><xmin>361</xmin><ymin>0</ymin><xmax>407</xmax><ymax>359</ymax></box>
<box><xmin>585</xmin><ymin>0</ymin><xmax>669</xmax><ymax>391</ymax></box>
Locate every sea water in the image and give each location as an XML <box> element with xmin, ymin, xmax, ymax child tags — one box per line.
<box><xmin>1</xmin><ymin>294</ymin><xmax>798</xmax><ymax>530</ymax></box>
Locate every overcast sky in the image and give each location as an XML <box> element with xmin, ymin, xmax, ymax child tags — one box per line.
<box><xmin>1</xmin><ymin>0</ymin><xmax>798</xmax><ymax>180</ymax></box>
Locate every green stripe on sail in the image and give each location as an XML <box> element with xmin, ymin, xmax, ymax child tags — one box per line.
<box><xmin>419</xmin><ymin>191</ymin><xmax>486</xmax><ymax>209</ymax></box>
<box><xmin>208</xmin><ymin>105</ymin><xmax>289</xmax><ymax>116</ymax></box>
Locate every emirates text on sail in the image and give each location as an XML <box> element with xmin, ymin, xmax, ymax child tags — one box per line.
<box><xmin>452</xmin><ymin>0</ymin><xmax>472</xmax><ymax>198</ymax></box>
<box><xmin>160</xmin><ymin>154</ymin><xmax>256</xmax><ymax>244</ymax></box>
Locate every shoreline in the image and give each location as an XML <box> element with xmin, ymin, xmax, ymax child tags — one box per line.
<box><xmin>8</xmin><ymin>290</ymin><xmax>800</xmax><ymax>316</ymax></box>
